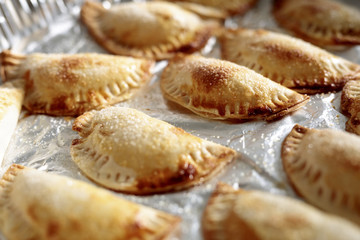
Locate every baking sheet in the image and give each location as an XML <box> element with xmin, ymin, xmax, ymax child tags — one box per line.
<box><xmin>1</xmin><ymin>0</ymin><xmax>360</xmax><ymax>239</ymax></box>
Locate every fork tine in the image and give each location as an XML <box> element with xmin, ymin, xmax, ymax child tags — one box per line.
<box><xmin>0</xmin><ymin>0</ymin><xmax>107</xmax><ymax>53</ymax></box>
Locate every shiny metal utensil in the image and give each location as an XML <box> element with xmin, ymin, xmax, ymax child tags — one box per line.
<box><xmin>0</xmin><ymin>0</ymin><xmax>84</xmax><ymax>51</ymax></box>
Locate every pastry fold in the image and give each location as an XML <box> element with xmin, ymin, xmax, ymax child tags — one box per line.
<box><xmin>160</xmin><ymin>55</ymin><xmax>309</xmax><ymax>120</ymax></box>
<box><xmin>282</xmin><ymin>124</ymin><xmax>360</xmax><ymax>225</ymax></box>
<box><xmin>273</xmin><ymin>0</ymin><xmax>360</xmax><ymax>50</ymax></box>
<box><xmin>202</xmin><ymin>183</ymin><xmax>360</xmax><ymax>240</ymax></box>
<box><xmin>0</xmin><ymin>51</ymin><xmax>153</xmax><ymax>116</ymax></box>
<box><xmin>0</xmin><ymin>164</ymin><xmax>181</xmax><ymax>240</ymax></box>
<box><xmin>220</xmin><ymin>28</ymin><xmax>360</xmax><ymax>94</ymax></box>
<box><xmin>71</xmin><ymin>107</ymin><xmax>236</xmax><ymax>194</ymax></box>
<box><xmin>80</xmin><ymin>1</ymin><xmax>218</xmax><ymax>60</ymax></box>
<box><xmin>341</xmin><ymin>80</ymin><xmax>360</xmax><ymax>135</ymax></box>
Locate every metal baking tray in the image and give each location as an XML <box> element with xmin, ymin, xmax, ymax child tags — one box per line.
<box><xmin>1</xmin><ymin>0</ymin><xmax>360</xmax><ymax>239</ymax></box>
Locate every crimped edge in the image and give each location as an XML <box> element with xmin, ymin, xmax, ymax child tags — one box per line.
<box><xmin>72</xmin><ymin>109</ymin><xmax>97</xmax><ymax>138</ymax></box>
<box><xmin>21</xmin><ymin>56</ymin><xmax>154</xmax><ymax>117</ymax></box>
<box><xmin>71</xmin><ymin>108</ymin><xmax>237</xmax><ymax>195</ymax></box>
<box><xmin>80</xmin><ymin>1</ymin><xmax>217</xmax><ymax>60</ymax></box>
<box><xmin>0</xmin><ymin>164</ymin><xmax>182</xmax><ymax>240</ymax></box>
<box><xmin>201</xmin><ymin>183</ymin><xmax>260</xmax><ymax>240</ymax></box>
<box><xmin>341</xmin><ymin>80</ymin><xmax>360</xmax><ymax>116</ymax></box>
<box><xmin>346</xmin><ymin>115</ymin><xmax>360</xmax><ymax>136</ymax></box>
<box><xmin>265</xmin><ymin>95</ymin><xmax>310</xmax><ymax>121</ymax></box>
<box><xmin>272</xmin><ymin>0</ymin><xmax>360</xmax><ymax>50</ymax></box>
<box><xmin>161</xmin><ymin>78</ymin><xmax>310</xmax><ymax>121</ymax></box>
<box><xmin>220</xmin><ymin>28</ymin><xmax>360</xmax><ymax>94</ymax></box>
<box><xmin>71</xmin><ymin>138</ymin><xmax>237</xmax><ymax>195</ymax></box>
<box><xmin>0</xmin><ymin>164</ymin><xmax>25</xmax><ymax>188</ymax></box>
<box><xmin>281</xmin><ymin>124</ymin><xmax>309</xmax><ymax>172</ymax></box>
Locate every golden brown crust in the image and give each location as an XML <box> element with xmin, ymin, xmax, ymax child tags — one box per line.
<box><xmin>220</xmin><ymin>28</ymin><xmax>360</xmax><ymax>94</ymax></box>
<box><xmin>202</xmin><ymin>183</ymin><xmax>262</xmax><ymax>240</ymax></box>
<box><xmin>341</xmin><ymin>80</ymin><xmax>360</xmax><ymax>115</ymax></box>
<box><xmin>1</xmin><ymin>51</ymin><xmax>154</xmax><ymax>116</ymax></box>
<box><xmin>273</xmin><ymin>0</ymin><xmax>360</xmax><ymax>50</ymax></box>
<box><xmin>282</xmin><ymin>125</ymin><xmax>360</xmax><ymax>225</ymax></box>
<box><xmin>345</xmin><ymin>113</ymin><xmax>360</xmax><ymax>136</ymax></box>
<box><xmin>70</xmin><ymin>107</ymin><xmax>236</xmax><ymax>195</ymax></box>
<box><xmin>341</xmin><ymin>80</ymin><xmax>360</xmax><ymax>135</ymax></box>
<box><xmin>80</xmin><ymin>1</ymin><xmax>217</xmax><ymax>60</ymax></box>
<box><xmin>202</xmin><ymin>183</ymin><xmax>360</xmax><ymax>240</ymax></box>
<box><xmin>0</xmin><ymin>164</ymin><xmax>181</xmax><ymax>240</ymax></box>
<box><xmin>160</xmin><ymin>54</ymin><xmax>309</xmax><ymax>121</ymax></box>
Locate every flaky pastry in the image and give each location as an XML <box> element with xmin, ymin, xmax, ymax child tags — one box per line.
<box><xmin>220</xmin><ymin>28</ymin><xmax>360</xmax><ymax>94</ymax></box>
<box><xmin>273</xmin><ymin>0</ymin><xmax>360</xmax><ymax>50</ymax></box>
<box><xmin>71</xmin><ymin>107</ymin><xmax>236</xmax><ymax>194</ymax></box>
<box><xmin>0</xmin><ymin>50</ymin><xmax>153</xmax><ymax>116</ymax></box>
<box><xmin>282</xmin><ymin>124</ymin><xmax>360</xmax><ymax>225</ymax></box>
<box><xmin>341</xmin><ymin>80</ymin><xmax>360</xmax><ymax>135</ymax></box>
<box><xmin>160</xmin><ymin>55</ymin><xmax>309</xmax><ymax>120</ymax></box>
<box><xmin>80</xmin><ymin>1</ymin><xmax>218</xmax><ymax>60</ymax></box>
<box><xmin>202</xmin><ymin>183</ymin><xmax>360</xmax><ymax>240</ymax></box>
<box><xmin>0</xmin><ymin>164</ymin><xmax>180</xmax><ymax>240</ymax></box>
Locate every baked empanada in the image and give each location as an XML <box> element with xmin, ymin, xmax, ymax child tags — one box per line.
<box><xmin>341</xmin><ymin>80</ymin><xmax>360</xmax><ymax>135</ymax></box>
<box><xmin>282</xmin><ymin>124</ymin><xmax>360</xmax><ymax>225</ymax></box>
<box><xmin>220</xmin><ymin>28</ymin><xmax>360</xmax><ymax>94</ymax></box>
<box><xmin>70</xmin><ymin>107</ymin><xmax>236</xmax><ymax>194</ymax></box>
<box><xmin>160</xmin><ymin>55</ymin><xmax>309</xmax><ymax>121</ymax></box>
<box><xmin>163</xmin><ymin>0</ymin><xmax>258</xmax><ymax>16</ymax></box>
<box><xmin>0</xmin><ymin>50</ymin><xmax>153</xmax><ymax>116</ymax></box>
<box><xmin>202</xmin><ymin>183</ymin><xmax>360</xmax><ymax>240</ymax></box>
<box><xmin>273</xmin><ymin>0</ymin><xmax>360</xmax><ymax>50</ymax></box>
<box><xmin>80</xmin><ymin>1</ymin><xmax>217</xmax><ymax>60</ymax></box>
<box><xmin>0</xmin><ymin>164</ymin><xmax>181</xmax><ymax>240</ymax></box>
<box><xmin>0</xmin><ymin>80</ymin><xmax>24</xmax><ymax>162</ymax></box>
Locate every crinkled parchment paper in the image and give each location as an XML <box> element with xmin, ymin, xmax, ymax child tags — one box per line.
<box><xmin>1</xmin><ymin>0</ymin><xmax>360</xmax><ymax>239</ymax></box>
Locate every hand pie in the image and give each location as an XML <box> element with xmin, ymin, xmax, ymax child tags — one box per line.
<box><xmin>80</xmin><ymin>1</ymin><xmax>218</xmax><ymax>60</ymax></box>
<box><xmin>0</xmin><ymin>50</ymin><xmax>153</xmax><ymax>116</ymax></box>
<box><xmin>341</xmin><ymin>80</ymin><xmax>360</xmax><ymax>135</ymax></box>
<box><xmin>273</xmin><ymin>0</ymin><xmax>360</xmax><ymax>50</ymax></box>
<box><xmin>282</xmin><ymin>124</ymin><xmax>360</xmax><ymax>225</ymax></box>
<box><xmin>0</xmin><ymin>80</ymin><xmax>24</xmax><ymax>162</ymax></box>
<box><xmin>160</xmin><ymin>55</ymin><xmax>309</xmax><ymax>121</ymax></box>
<box><xmin>70</xmin><ymin>106</ymin><xmax>236</xmax><ymax>194</ymax></box>
<box><xmin>0</xmin><ymin>164</ymin><xmax>180</xmax><ymax>240</ymax></box>
<box><xmin>202</xmin><ymin>183</ymin><xmax>360</xmax><ymax>240</ymax></box>
<box><xmin>163</xmin><ymin>0</ymin><xmax>258</xmax><ymax>16</ymax></box>
<box><xmin>220</xmin><ymin>28</ymin><xmax>360</xmax><ymax>94</ymax></box>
